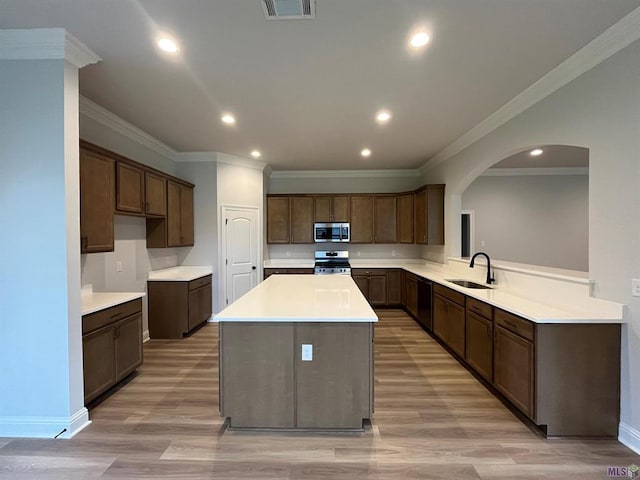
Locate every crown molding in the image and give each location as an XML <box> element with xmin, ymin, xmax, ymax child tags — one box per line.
<box><xmin>0</xmin><ymin>28</ymin><xmax>101</xmax><ymax>68</ymax></box>
<box><xmin>270</xmin><ymin>169</ymin><xmax>421</xmax><ymax>179</ymax></box>
<box><xmin>216</xmin><ymin>152</ymin><xmax>268</xmax><ymax>171</ymax></box>
<box><xmin>174</xmin><ymin>152</ymin><xmax>217</xmax><ymax>163</ymax></box>
<box><xmin>79</xmin><ymin>96</ymin><xmax>177</xmax><ymax>160</ymax></box>
<box><xmin>482</xmin><ymin>167</ymin><xmax>589</xmax><ymax>177</ymax></box>
<box><xmin>421</xmin><ymin>6</ymin><xmax>640</xmax><ymax>173</ymax></box>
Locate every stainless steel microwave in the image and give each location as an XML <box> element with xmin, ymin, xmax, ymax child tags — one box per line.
<box><xmin>314</xmin><ymin>223</ymin><xmax>350</xmax><ymax>243</ymax></box>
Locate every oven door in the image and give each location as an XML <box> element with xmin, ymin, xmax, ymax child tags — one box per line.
<box><xmin>314</xmin><ymin>223</ymin><xmax>349</xmax><ymax>242</ymax></box>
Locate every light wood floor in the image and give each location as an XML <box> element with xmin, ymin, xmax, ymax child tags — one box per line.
<box><xmin>0</xmin><ymin>309</ymin><xmax>637</xmax><ymax>479</ymax></box>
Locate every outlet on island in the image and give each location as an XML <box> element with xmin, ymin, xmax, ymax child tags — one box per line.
<box><xmin>116</xmin><ymin>261</ymin><xmax>123</xmax><ymax>272</ymax></box>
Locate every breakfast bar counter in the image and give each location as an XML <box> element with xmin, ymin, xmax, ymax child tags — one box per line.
<box><xmin>214</xmin><ymin>275</ymin><xmax>377</xmax><ymax>430</ymax></box>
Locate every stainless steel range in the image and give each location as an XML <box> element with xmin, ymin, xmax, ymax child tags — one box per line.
<box><xmin>314</xmin><ymin>250</ymin><xmax>351</xmax><ymax>275</ymax></box>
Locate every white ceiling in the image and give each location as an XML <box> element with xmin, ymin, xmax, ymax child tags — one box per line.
<box><xmin>492</xmin><ymin>145</ymin><xmax>589</xmax><ymax>169</ymax></box>
<box><xmin>2</xmin><ymin>1</ymin><xmax>639</xmax><ymax>170</ymax></box>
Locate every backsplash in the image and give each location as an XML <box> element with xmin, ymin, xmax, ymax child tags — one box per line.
<box><xmin>267</xmin><ymin>243</ymin><xmax>422</xmax><ymax>260</ymax></box>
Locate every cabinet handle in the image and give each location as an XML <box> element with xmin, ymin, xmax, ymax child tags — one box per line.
<box><xmin>486</xmin><ymin>324</ymin><xmax>491</xmax><ymax>338</ymax></box>
<box><xmin>504</xmin><ymin>320</ymin><xmax>518</xmax><ymax>330</ymax></box>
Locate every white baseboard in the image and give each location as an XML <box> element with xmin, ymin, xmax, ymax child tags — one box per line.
<box><xmin>619</xmin><ymin>422</ymin><xmax>640</xmax><ymax>455</ymax></box>
<box><xmin>0</xmin><ymin>407</ymin><xmax>90</xmax><ymax>439</ymax></box>
<box><xmin>143</xmin><ymin>329</ymin><xmax>150</xmax><ymax>343</ymax></box>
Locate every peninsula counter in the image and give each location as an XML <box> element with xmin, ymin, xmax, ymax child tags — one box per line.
<box><xmin>214</xmin><ymin>275</ymin><xmax>378</xmax><ymax>430</ymax></box>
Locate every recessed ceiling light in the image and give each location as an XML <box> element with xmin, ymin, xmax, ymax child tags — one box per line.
<box><xmin>361</xmin><ymin>148</ymin><xmax>371</xmax><ymax>158</ymax></box>
<box><xmin>221</xmin><ymin>114</ymin><xmax>236</xmax><ymax>125</ymax></box>
<box><xmin>157</xmin><ymin>37</ymin><xmax>179</xmax><ymax>54</ymax></box>
<box><xmin>251</xmin><ymin>150</ymin><xmax>261</xmax><ymax>159</ymax></box>
<box><xmin>376</xmin><ymin>110</ymin><xmax>392</xmax><ymax>124</ymax></box>
<box><xmin>409</xmin><ymin>32</ymin><xmax>430</xmax><ymax>48</ymax></box>
<box><xmin>530</xmin><ymin>148</ymin><xmax>544</xmax><ymax>156</ymax></box>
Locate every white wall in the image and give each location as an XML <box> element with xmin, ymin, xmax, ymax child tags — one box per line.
<box><xmin>0</xmin><ymin>59</ymin><xmax>86</xmax><ymax>437</ymax></box>
<box><xmin>268</xmin><ymin>173</ymin><xmax>421</xmax><ymax>194</ymax></box>
<box><xmin>422</xmin><ymin>38</ymin><xmax>640</xmax><ymax>448</ymax></box>
<box><xmin>462</xmin><ymin>174</ymin><xmax>588</xmax><ymax>271</ymax></box>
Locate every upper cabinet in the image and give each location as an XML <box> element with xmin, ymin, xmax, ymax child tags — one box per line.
<box><xmin>267</xmin><ymin>196</ymin><xmax>291</xmax><ymax>244</ymax></box>
<box><xmin>116</xmin><ymin>162</ymin><xmax>144</xmax><ymax>214</ymax></box>
<box><xmin>80</xmin><ymin>141</ymin><xmax>195</xmax><ymax>252</ymax></box>
<box><xmin>314</xmin><ymin>196</ymin><xmax>350</xmax><ymax>222</ymax></box>
<box><xmin>373</xmin><ymin>195</ymin><xmax>397</xmax><ymax>244</ymax></box>
<box><xmin>397</xmin><ymin>193</ymin><xmax>414</xmax><ymax>244</ymax></box>
<box><xmin>291</xmin><ymin>196</ymin><xmax>314</xmax><ymax>244</ymax></box>
<box><xmin>145</xmin><ymin>172</ymin><xmax>166</xmax><ymax>216</ymax></box>
<box><xmin>80</xmin><ymin>148</ymin><xmax>115</xmax><ymax>253</ymax></box>
<box><xmin>415</xmin><ymin>184</ymin><xmax>445</xmax><ymax>245</ymax></box>
<box><xmin>350</xmin><ymin>196</ymin><xmax>374</xmax><ymax>244</ymax></box>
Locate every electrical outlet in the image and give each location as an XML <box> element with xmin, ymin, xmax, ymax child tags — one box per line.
<box><xmin>116</xmin><ymin>261</ymin><xmax>123</xmax><ymax>272</ymax></box>
<box><xmin>391</xmin><ymin>250</ymin><xmax>397</xmax><ymax>257</ymax></box>
<box><xmin>286</xmin><ymin>251</ymin><xmax>291</xmax><ymax>257</ymax></box>
<box><xmin>632</xmin><ymin>279</ymin><xmax>640</xmax><ymax>297</ymax></box>
<box><xmin>301</xmin><ymin>344</ymin><xmax>313</xmax><ymax>361</ymax></box>
<box><xmin>480</xmin><ymin>240</ymin><xmax>486</xmax><ymax>247</ymax></box>
<box><xmin>357</xmin><ymin>251</ymin><xmax>361</xmax><ymax>257</ymax></box>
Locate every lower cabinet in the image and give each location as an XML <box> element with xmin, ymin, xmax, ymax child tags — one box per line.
<box><xmin>404</xmin><ymin>272</ymin><xmax>418</xmax><ymax>318</ymax></box>
<box><xmin>432</xmin><ymin>285</ymin><xmax>465</xmax><ymax>358</ymax></box>
<box><xmin>82</xmin><ymin>299</ymin><xmax>143</xmax><ymax>404</ymax></box>
<box><xmin>352</xmin><ymin>269</ymin><xmax>387</xmax><ymax>306</ymax></box>
<box><xmin>465</xmin><ymin>298</ymin><xmax>494</xmax><ymax>382</ymax></box>
<box><xmin>264</xmin><ymin>268</ymin><xmax>314</xmax><ymax>280</ymax></box>
<box><xmin>386</xmin><ymin>269</ymin><xmax>402</xmax><ymax>306</ymax></box>
<box><xmin>148</xmin><ymin>274</ymin><xmax>212</xmax><ymax>338</ymax></box>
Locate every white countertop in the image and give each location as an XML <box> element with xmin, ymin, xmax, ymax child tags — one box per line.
<box><xmin>148</xmin><ymin>266</ymin><xmax>213</xmax><ymax>282</ymax></box>
<box><xmin>214</xmin><ymin>275</ymin><xmax>378</xmax><ymax>323</ymax></box>
<box><xmin>263</xmin><ymin>258</ymin><xmax>624</xmax><ymax>324</ymax></box>
<box><xmin>81</xmin><ymin>292</ymin><xmax>145</xmax><ymax>316</ymax></box>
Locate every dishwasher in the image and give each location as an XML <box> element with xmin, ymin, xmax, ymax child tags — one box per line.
<box><xmin>417</xmin><ymin>277</ymin><xmax>433</xmax><ymax>331</ymax></box>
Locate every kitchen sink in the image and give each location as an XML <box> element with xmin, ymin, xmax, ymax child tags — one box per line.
<box><xmin>446</xmin><ymin>279</ymin><xmax>492</xmax><ymax>289</ymax></box>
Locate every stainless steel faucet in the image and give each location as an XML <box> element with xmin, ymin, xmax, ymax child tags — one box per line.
<box><xmin>470</xmin><ymin>252</ymin><xmax>495</xmax><ymax>284</ymax></box>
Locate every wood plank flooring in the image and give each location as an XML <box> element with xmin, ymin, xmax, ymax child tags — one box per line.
<box><xmin>0</xmin><ymin>309</ymin><xmax>637</xmax><ymax>479</ymax></box>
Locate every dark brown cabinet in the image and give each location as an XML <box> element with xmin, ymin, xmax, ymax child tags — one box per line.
<box><xmin>314</xmin><ymin>196</ymin><xmax>350</xmax><ymax>222</ymax></box>
<box><xmin>144</xmin><ymin>171</ymin><xmax>166</xmax><ymax>216</ymax></box>
<box><xmin>397</xmin><ymin>193</ymin><xmax>414</xmax><ymax>244</ymax></box>
<box><xmin>373</xmin><ymin>195</ymin><xmax>397</xmax><ymax>243</ymax></box>
<box><xmin>386</xmin><ymin>269</ymin><xmax>402</xmax><ymax>306</ymax></box>
<box><xmin>291</xmin><ymin>196</ymin><xmax>314</xmax><ymax>244</ymax></box>
<box><xmin>432</xmin><ymin>285</ymin><xmax>465</xmax><ymax>358</ymax></box>
<box><xmin>404</xmin><ymin>272</ymin><xmax>418</xmax><ymax>318</ymax></box>
<box><xmin>415</xmin><ymin>184</ymin><xmax>445</xmax><ymax>245</ymax></box>
<box><xmin>80</xmin><ymin>148</ymin><xmax>115</xmax><ymax>253</ymax></box>
<box><xmin>267</xmin><ymin>196</ymin><xmax>291</xmax><ymax>244</ymax></box>
<box><xmin>465</xmin><ymin>309</ymin><xmax>493</xmax><ymax>382</ymax></box>
<box><xmin>166</xmin><ymin>181</ymin><xmax>194</xmax><ymax>247</ymax></box>
<box><xmin>148</xmin><ymin>274</ymin><xmax>213</xmax><ymax>338</ymax></box>
<box><xmin>116</xmin><ymin>162</ymin><xmax>144</xmax><ymax>214</ymax></box>
<box><xmin>493</xmin><ymin>310</ymin><xmax>535</xmax><ymax>418</ymax></box>
<box><xmin>82</xmin><ymin>298</ymin><xmax>143</xmax><ymax>404</ymax></box>
<box><xmin>352</xmin><ymin>269</ymin><xmax>387</xmax><ymax>306</ymax></box>
<box><xmin>350</xmin><ymin>196</ymin><xmax>374</xmax><ymax>243</ymax></box>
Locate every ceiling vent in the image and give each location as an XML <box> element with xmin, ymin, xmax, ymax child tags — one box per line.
<box><xmin>261</xmin><ymin>0</ymin><xmax>315</xmax><ymax>19</ymax></box>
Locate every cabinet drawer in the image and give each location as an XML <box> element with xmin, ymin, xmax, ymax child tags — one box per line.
<box><xmin>265</xmin><ymin>268</ymin><xmax>288</xmax><ymax>276</ymax></box>
<box><xmin>434</xmin><ymin>284</ymin><xmax>465</xmax><ymax>307</ymax></box>
<box><xmin>188</xmin><ymin>274</ymin><xmax>212</xmax><ymax>291</ymax></box>
<box><xmin>466</xmin><ymin>297</ymin><xmax>493</xmax><ymax>320</ymax></box>
<box><xmin>83</xmin><ymin>299</ymin><xmax>142</xmax><ymax>334</ymax></box>
<box><xmin>495</xmin><ymin>309</ymin><xmax>535</xmax><ymax>342</ymax></box>
<box><xmin>288</xmin><ymin>268</ymin><xmax>315</xmax><ymax>274</ymax></box>
<box><xmin>351</xmin><ymin>268</ymin><xmax>384</xmax><ymax>276</ymax></box>
<box><xmin>405</xmin><ymin>271</ymin><xmax>418</xmax><ymax>284</ymax></box>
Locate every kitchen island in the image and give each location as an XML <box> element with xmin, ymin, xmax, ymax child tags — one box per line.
<box><xmin>214</xmin><ymin>274</ymin><xmax>377</xmax><ymax>430</ymax></box>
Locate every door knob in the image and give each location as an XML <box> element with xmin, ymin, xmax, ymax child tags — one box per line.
<box><xmin>252</xmin><ymin>266</ymin><xmax>257</xmax><ymax>270</ymax></box>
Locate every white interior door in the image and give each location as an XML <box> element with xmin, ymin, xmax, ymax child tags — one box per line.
<box><xmin>224</xmin><ymin>208</ymin><xmax>259</xmax><ymax>306</ymax></box>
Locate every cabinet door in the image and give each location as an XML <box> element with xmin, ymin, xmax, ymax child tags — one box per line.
<box><xmin>115</xmin><ymin>313</ymin><xmax>143</xmax><ymax>382</ymax></box>
<box><xmin>167</xmin><ymin>181</ymin><xmax>182</xmax><ymax>247</ymax></box>
<box><xmin>374</xmin><ymin>196</ymin><xmax>397</xmax><ymax>243</ymax></box>
<box><xmin>331</xmin><ymin>196</ymin><xmax>350</xmax><ymax>222</ymax></box>
<box><xmin>386</xmin><ymin>270</ymin><xmax>402</xmax><ymax>306</ymax></box>
<box><xmin>145</xmin><ymin>172</ymin><xmax>166</xmax><ymax>216</ymax></box>
<box><xmin>188</xmin><ymin>289</ymin><xmax>201</xmax><ymax>332</ymax></box>
<box><xmin>290</xmin><ymin>197</ymin><xmax>314</xmax><ymax>244</ymax></box>
<box><xmin>406</xmin><ymin>278</ymin><xmax>418</xmax><ymax>318</ymax></box>
<box><xmin>116</xmin><ymin>162</ymin><xmax>144</xmax><ymax>214</ymax></box>
<box><xmin>415</xmin><ymin>188</ymin><xmax>427</xmax><ymax>244</ymax></box>
<box><xmin>200</xmin><ymin>282</ymin><xmax>213</xmax><ymax>323</ymax></box>
<box><xmin>180</xmin><ymin>184</ymin><xmax>194</xmax><ymax>246</ymax></box>
<box><xmin>267</xmin><ymin>197</ymin><xmax>291</xmax><ymax>244</ymax></box>
<box><xmin>397</xmin><ymin>193</ymin><xmax>415</xmax><ymax>244</ymax></box>
<box><xmin>494</xmin><ymin>325</ymin><xmax>535</xmax><ymax>418</ymax></box>
<box><xmin>368</xmin><ymin>274</ymin><xmax>387</xmax><ymax>306</ymax></box>
<box><xmin>314</xmin><ymin>197</ymin><xmax>331</xmax><ymax>222</ymax></box>
<box><xmin>447</xmin><ymin>301</ymin><xmax>466</xmax><ymax>358</ymax></box>
<box><xmin>427</xmin><ymin>184</ymin><xmax>445</xmax><ymax>245</ymax></box>
<box><xmin>83</xmin><ymin>324</ymin><xmax>116</xmax><ymax>403</ymax></box>
<box><xmin>466</xmin><ymin>311</ymin><xmax>493</xmax><ymax>382</ymax></box>
<box><xmin>432</xmin><ymin>294</ymin><xmax>448</xmax><ymax>342</ymax></box>
<box><xmin>350</xmin><ymin>196</ymin><xmax>374</xmax><ymax>243</ymax></box>
<box><xmin>352</xmin><ymin>275</ymin><xmax>369</xmax><ymax>299</ymax></box>
<box><xmin>80</xmin><ymin>149</ymin><xmax>114</xmax><ymax>253</ymax></box>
